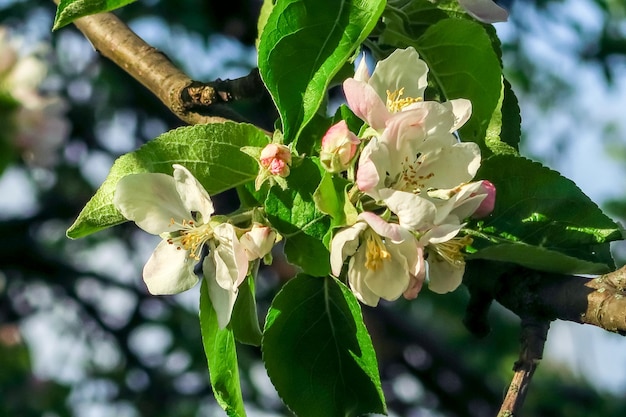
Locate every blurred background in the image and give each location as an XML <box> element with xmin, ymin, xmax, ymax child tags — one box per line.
<box><xmin>1</xmin><ymin>0</ymin><xmax>626</xmax><ymax>416</ymax></box>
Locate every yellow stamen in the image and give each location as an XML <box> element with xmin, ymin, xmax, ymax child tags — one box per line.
<box><xmin>433</xmin><ymin>235</ymin><xmax>473</xmax><ymax>266</ymax></box>
<box><xmin>364</xmin><ymin>231</ymin><xmax>392</xmax><ymax>271</ymax></box>
<box><xmin>386</xmin><ymin>88</ymin><xmax>423</xmax><ymax>113</ymax></box>
<box><xmin>166</xmin><ymin>217</ymin><xmax>214</xmax><ymax>260</ymax></box>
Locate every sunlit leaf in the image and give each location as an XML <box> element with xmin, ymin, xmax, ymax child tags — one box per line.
<box><xmin>67</xmin><ymin>123</ymin><xmax>270</xmax><ymax>239</ymax></box>
<box><xmin>468</xmin><ymin>155</ymin><xmax>623</xmax><ymax>273</ymax></box>
<box><xmin>258</xmin><ymin>0</ymin><xmax>386</xmax><ymax>143</ymax></box>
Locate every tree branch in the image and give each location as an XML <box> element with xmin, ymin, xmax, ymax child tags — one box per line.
<box><xmin>465</xmin><ymin>261</ymin><xmax>626</xmax><ymax>335</ymax></box>
<box><xmin>52</xmin><ymin>1</ymin><xmax>267</xmax><ymax>126</ymax></box>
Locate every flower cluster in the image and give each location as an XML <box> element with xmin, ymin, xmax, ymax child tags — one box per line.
<box><xmin>328</xmin><ymin>47</ymin><xmax>496</xmax><ymax>306</ymax></box>
<box><xmin>0</xmin><ymin>27</ymin><xmax>69</xmax><ymax>168</ymax></box>
<box><xmin>113</xmin><ymin>164</ymin><xmax>279</xmax><ymax>328</ymax></box>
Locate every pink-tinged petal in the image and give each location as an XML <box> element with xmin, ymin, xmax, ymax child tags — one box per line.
<box><xmin>427</xmin><ymin>255</ymin><xmax>465</xmax><ymax>294</ymax></box>
<box><xmin>355</xmin><ymin>139</ymin><xmax>384</xmax><ymax>196</ymax></box>
<box><xmin>443</xmin><ymin>98</ymin><xmax>472</xmax><ymax>132</ymax></box>
<box><xmin>330</xmin><ymin>222</ymin><xmax>368</xmax><ymax>276</ymax></box>
<box><xmin>343</xmin><ymin>78</ymin><xmax>389</xmax><ymax>130</ymax></box>
<box><xmin>458</xmin><ymin>0</ymin><xmax>509</xmax><ymax>23</ymax></box>
<box><xmin>403</xmin><ymin>242</ymin><xmax>426</xmax><ymax>300</ymax></box>
<box><xmin>354</xmin><ymin>55</ymin><xmax>370</xmax><ymax>82</ymax></box>
<box><xmin>173</xmin><ymin>164</ymin><xmax>214</xmax><ymax>222</ymax></box>
<box><xmin>369</xmin><ymin>47</ymin><xmax>429</xmax><ymax>101</ymax></box>
<box><xmin>143</xmin><ymin>240</ymin><xmax>199</xmax><ymax>294</ymax></box>
<box><xmin>240</xmin><ymin>224</ymin><xmax>276</xmax><ymax>261</ymax></box>
<box><xmin>379</xmin><ymin>189</ymin><xmax>437</xmax><ymax>232</ymax></box>
<box><xmin>203</xmin><ymin>255</ymin><xmax>238</xmax><ymax>329</ymax></box>
<box><xmin>381</xmin><ymin>108</ymin><xmax>428</xmax><ymax>167</ymax></box>
<box><xmin>472</xmin><ymin>180</ymin><xmax>496</xmax><ymax>218</ymax></box>
<box><xmin>359</xmin><ymin>211</ymin><xmax>402</xmax><ymax>242</ymax></box>
<box><xmin>114</xmin><ymin>172</ymin><xmax>189</xmax><ymax>235</ymax></box>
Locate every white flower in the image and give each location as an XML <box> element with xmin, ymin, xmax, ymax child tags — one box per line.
<box><xmin>381</xmin><ymin>181</ymin><xmax>491</xmax><ymax>294</ymax></box>
<box><xmin>330</xmin><ymin>212</ymin><xmax>425</xmax><ymax>306</ymax></box>
<box><xmin>113</xmin><ymin>164</ymin><xmax>248</xmax><ymax>328</ymax></box>
<box><xmin>343</xmin><ymin>48</ymin><xmax>429</xmax><ymax>131</ymax></box>
<box><xmin>356</xmin><ymin>106</ymin><xmax>481</xmax><ymax>200</ymax></box>
<box><xmin>457</xmin><ymin>0</ymin><xmax>508</xmax><ymax>23</ymax></box>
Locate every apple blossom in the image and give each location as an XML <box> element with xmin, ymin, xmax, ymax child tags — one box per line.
<box><xmin>320</xmin><ymin>120</ymin><xmax>360</xmax><ymax>173</ymax></box>
<box><xmin>381</xmin><ymin>181</ymin><xmax>494</xmax><ymax>293</ymax></box>
<box><xmin>0</xmin><ymin>27</ymin><xmax>69</xmax><ymax>168</ymax></box>
<box><xmin>113</xmin><ymin>164</ymin><xmax>248</xmax><ymax>328</ymax></box>
<box><xmin>343</xmin><ymin>48</ymin><xmax>428</xmax><ymax>131</ymax></box>
<box><xmin>330</xmin><ymin>211</ymin><xmax>425</xmax><ymax>306</ymax></box>
<box><xmin>355</xmin><ymin>109</ymin><xmax>481</xmax><ymax>200</ymax></box>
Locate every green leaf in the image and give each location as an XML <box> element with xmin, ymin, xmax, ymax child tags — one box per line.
<box><xmin>230</xmin><ymin>276</ymin><xmax>262</xmax><ymax>346</ymax></box>
<box><xmin>264</xmin><ymin>157</ymin><xmax>329</xmax><ymax>241</ymax></box>
<box><xmin>380</xmin><ymin>0</ymin><xmax>465</xmax><ymax>45</ymax></box>
<box><xmin>468</xmin><ymin>243</ymin><xmax>613</xmax><ymax>275</ymax></box>
<box><xmin>53</xmin><ymin>0</ymin><xmax>137</xmax><ymax>30</ymax></box>
<box><xmin>468</xmin><ymin>154</ymin><xmax>623</xmax><ymax>274</ymax></box>
<box><xmin>263</xmin><ymin>275</ymin><xmax>386</xmax><ymax>417</ymax></box>
<box><xmin>485</xmin><ymin>78</ymin><xmax>520</xmax><ymax>155</ymax></box>
<box><xmin>283</xmin><ymin>232</ymin><xmax>331</xmax><ymax>277</ymax></box>
<box><xmin>417</xmin><ymin>19</ymin><xmax>502</xmax><ymax>149</ymax></box>
<box><xmin>199</xmin><ymin>279</ymin><xmax>247</xmax><ymax>417</ymax></box>
<box><xmin>67</xmin><ymin>123</ymin><xmax>270</xmax><ymax>239</ymax></box>
<box><xmin>313</xmin><ymin>172</ymin><xmax>358</xmax><ymax>228</ymax></box>
<box><xmin>258</xmin><ymin>0</ymin><xmax>386</xmax><ymax>143</ymax></box>
<box><xmin>265</xmin><ymin>157</ymin><xmax>331</xmax><ymax>275</ymax></box>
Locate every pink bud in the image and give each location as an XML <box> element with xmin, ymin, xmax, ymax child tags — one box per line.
<box><xmin>260</xmin><ymin>143</ymin><xmax>291</xmax><ymax>177</ymax></box>
<box><xmin>320</xmin><ymin>121</ymin><xmax>360</xmax><ymax>173</ymax></box>
<box><xmin>240</xmin><ymin>224</ymin><xmax>277</xmax><ymax>261</ymax></box>
<box><xmin>472</xmin><ymin>180</ymin><xmax>496</xmax><ymax>219</ymax></box>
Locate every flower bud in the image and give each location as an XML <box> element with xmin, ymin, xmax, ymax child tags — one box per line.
<box><xmin>320</xmin><ymin>121</ymin><xmax>360</xmax><ymax>173</ymax></box>
<box><xmin>240</xmin><ymin>223</ymin><xmax>277</xmax><ymax>261</ymax></box>
<box><xmin>260</xmin><ymin>143</ymin><xmax>291</xmax><ymax>177</ymax></box>
<box><xmin>471</xmin><ymin>180</ymin><xmax>496</xmax><ymax>219</ymax></box>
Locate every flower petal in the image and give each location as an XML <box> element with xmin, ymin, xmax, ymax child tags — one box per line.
<box><xmin>343</xmin><ymin>78</ymin><xmax>389</xmax><ymax>130</ymax></box>
<box><xmin>213</xmin><ymin>223</ymin><xmax>249</xmax><ymax>289</ymax></box>
<box><xmin>203</xmin><ymin>255</ymin><xmax>238</xmax><ymax>329</ymax></box>
<box><xmin>172</xmin><ymin>164</ymin><xmax>214</xmax><ymax>222</ymax></box>
<box><xmin>330</xmin><ymin>221</ymin><xmax>368</xmax><ymax>276</ymax></box>
<box><xmin>443</xmin><ymin>98</ymin><xmax>472</xmax><ymax>132</ymax></box>
<box><xmin>358</xmin><ymin>211</ymin><xmax>402</xmax><ymax>242</ymax></box>
<box><xmin>379</xmin><ymin>189</ymin><xmax>437</xmax><ymax>232</ymax></box>
<box><xmin>427</xmin><ymin>254</ymin><xmax>465</xmax><ymax>293</ymax></box>
<box><xmin>369</xmin><ymin>47</ymin><xmax>428</xmax><ymax>101</ymax></box>
<box><xmin>142</xmin><ymin>240</ymin><xmax>199</xmax><ymax>294</ymax></box>
<box><xmin>348</xmin><ymin>250</ymin><xmax>381</xmax><ymax>306</ymax></box>
<box><xmin>114</xmin><ymin>172</ymin><xmax>190</xmax><ymax>235</ymax></box>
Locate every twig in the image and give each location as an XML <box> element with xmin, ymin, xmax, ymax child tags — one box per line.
<box><xmin>498</xmin><ymin>319</ymin><xmax>549</xmax><ymax>416</ymax></box>
<box><xmin>51</xmin><ymin>1</ymin><xmax>267</xmax><ymax>126</ymax></box>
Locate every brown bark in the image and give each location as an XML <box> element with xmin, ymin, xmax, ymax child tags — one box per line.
<box><xmin>52</xmin><ymin>1</ymin><xmax>267</xmax><ymax>126</ymax></box>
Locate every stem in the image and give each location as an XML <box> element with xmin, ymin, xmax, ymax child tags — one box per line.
<box><xmin>498</xmin><ymin>319</ymin><xmax>549</xmax><ymax>416</ymax></box>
